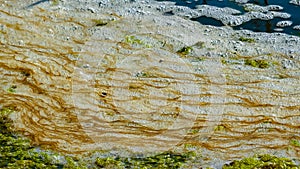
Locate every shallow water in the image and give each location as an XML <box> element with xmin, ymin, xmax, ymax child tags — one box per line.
<box><xmin>157</xmin><ymin>0</ymin><xmax>300</xmax><ymax>36</ymax></box>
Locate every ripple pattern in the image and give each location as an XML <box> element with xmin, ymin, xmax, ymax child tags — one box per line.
<box><xmin>0</xmin><ymin>1</ymin><xmax>299</xmax><ymax>164</ymax></box>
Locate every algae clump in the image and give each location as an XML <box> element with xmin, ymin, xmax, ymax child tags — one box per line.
<box><xmin>0</xmin><ymin>107</ymin><xmax>86</xmax><ymax>169</ymax></box>
<box><xmin>125</xmin><ymin>35</ymin><xmax>152</xmax><ymax>48</ymax></box>
<box><xmin>239</xmin><ymin>37</ymin><xmax>255</xmax><ymax>43</ymax></box>
<box><xmin>290</xmin><ymin>139</ymin><xmax>300</xmax><ymax>147</ymax></box>
<box><xmin>177</xmin><ymin>46</ymin><xmax>193</xmax><ymax>55</ymax></box>
<box><xmin>223</xmin><ymin>154</ymin><xmax>299</xmax><ymax>169</ymax></box>
<box><xmin>0</xmin><ymin>107</ymin><xmax>61</xmax><ymax>168</ymax></box>
<box><xmin>95</xmin><ymin>151</ymin><xmax>195</xmax><ymax>169</ymax></box>
<box><xmin>244</xmin><ymin>59</ymin><xmax>270</xmax><ymax>69</ymax></box>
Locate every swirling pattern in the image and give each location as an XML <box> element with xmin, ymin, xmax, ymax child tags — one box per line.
<box><xmin>0</xmin><ymin>1</ymin><xmax>299</xmax><ymax>164</ymax></box>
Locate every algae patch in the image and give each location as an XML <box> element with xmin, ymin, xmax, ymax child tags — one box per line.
<box><xmin>95</xmin><ymin>151</ymin><xmax>195</xmax><ymax>169</ymax></box>
<box><xmin>238</xmin><ymin>37</ymin><xmax>255</xmax><ymax>43</ymax></box>
<box><xmin>290</xmin><ymin>139</ymin><xmax>300</xmax><ymax>147</ymax></box>
<box><xmin>0</xmin><ymin>107</ymin><xmax>83</xmax><ymax>169</ymax></box>
<box><xmin>223</xmin><ymin>154</ymin><xmax>299</xmax><ymax>169</ymax></box>
<box><xmin>7</xmin><ymin>85</ymin><xmax>17</xmax><ymax>93</ymax></box>
<box><xmin>244</xmin><ymin>59</ymin><xmax>271</xmax><ymax>69</ymax></box>
<box><xmin>125</xmin><ymin>35</ymin><xmax>152</xmax><ymax>48</ymax></box>
<box><xmin>0</xmin><ymin>107</ymin><xmax>57</xmax><ymax>168</ymax></box>
<box><xmin>177</xmin><ymin>46</ymin><xmax>193</xmax><ymax>56</ymax></box>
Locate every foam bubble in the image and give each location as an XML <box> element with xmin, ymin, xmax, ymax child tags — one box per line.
<box><xmin>276</xmin><ymin>20</ymin><xmax>293</xmax><ymax>27</ymax></box>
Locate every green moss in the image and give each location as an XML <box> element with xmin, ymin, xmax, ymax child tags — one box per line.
<box><xmin>221</xmin><ymin>59</ymin><xmax>228</xmax><ymax>64</ymax></box>
<box><xmin>125</xmin><ymin>35</ymin><xmax>143</xmax><ymax>45</ymax></box>
<box><xmin>7</xmin><ymin>85</ymin><xmax>17</xmax><ymax>93</ymax></box>
<box><xmin>125</xmin><ymin>36</ymin><xmax>143</xmax><ymax>45</ymax></box>
<box><xmin>221</xmin><ymin>59</ymin><xmax>242</xmax><ymax>65</ymax></box>
<box><xmin>63</xmin><ymin>157</ymin><xmax>88</xmax><ymax>169</ymax></box>
<box><xmin>214</xmin><ymin>125</ymin><xmax>226</xmax><ymax>132</ymax></box>
<box><xmin>125</xmin><ymin>35</ymin><xmax>152</xmax><ymax>48</ymax></box>
<box><xmin>0</xmin><ymin>107</ymin><xmax>55</xmax><ymax>168</ymax></box>
<box><xmin>95</xmin><ymin>157</ymin><xmax>123</xmax><ymax>168</ymax></box>
<box><xmin>95</xmin><ymin>151</ymin><xmax>195</xmax><ymax>169</ymax></box>
<box><xmin>177</xmin><ymin>46</ymin><xmax>193</xmax><ymax>55</ymax></box>
<box><xmin>244</xmin><ymin>59</ymin><xmax>270</xmax><ymax>69</ymax></box>
<box><xmin>188</xmin><ymin>129</ymin><xmax>200</xmax><ymax>135</ymax></box>
<box><xmin>135</xmin><ymin>71</ymin><xmax>159</xmax><ymax>78</ymax></box>
<box><xmin>135</xmin><ymin>71</ymin><xmax>149</xmax><ymax>78</ymax></box>
<box><xmin>51</xmin><ymin>0</ymin><xmax>59</xmax><ymax>6</ymax></box>
<box><xmin>0</xmin><ymin>107</ymin><xmax>89</xmax><ymax>169</ymax></box>
<box><xmin>223</xmin><ymin>154</ymin><xmax>299</xmax><ymax>169</ymax></box>
<box><xmin>0</xmin><ymin>107</ymin><xmax>15</xmax><ymax>134</ymax></box>
<box><xmin>290</xmin><ymin>139</ymin><xmax>300</xmax><ymax>147</ymax></box>
<box><xmin>239</xmin><ymin>37</ymin><xmax>255</xmax><ymax>43</ymax></box>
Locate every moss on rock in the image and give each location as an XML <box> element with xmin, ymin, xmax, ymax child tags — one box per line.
<box><xmin>244</xmin><ymin>59</ymin><xmax>270</xmax><ymax>69</ymax></box>
<box><xmin>95</xmin><ymin>151</ymin><xmax>195</xmax><ymax>169</ymax></box>
<box><xmin>0</xmin><ymin>107</ymin><xmax>63</xmax><ymax>168</ymax></box>
<box><xmin>177</xmin><ymin>46</ymin><xmax>193</xmax><ymax>56</ymax></box>
<box><xmin>223</xmin><ymin>154</ymin><xmax>299</xmax><ymax>169</ymax></box>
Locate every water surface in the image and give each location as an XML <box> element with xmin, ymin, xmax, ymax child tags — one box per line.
<box><xmin>157</xmin><ymin>0</ymin><xmax>300</xmax><ymax>36</ymax></box>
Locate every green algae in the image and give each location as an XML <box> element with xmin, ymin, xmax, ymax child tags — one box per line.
<box><xmin>0</xmin><ymin>108</ymin><xmax>57</xmax><ymax>168</ymax></box>
<box><xmin>238</xmin><ymin>37</ymin><xmax>255</xmax><ymax>43</ymax></box>
<box><xmin>0</xmin><ymin>107</ymin><xmax>82</xmax><ymax>169</ymax></box>
<box><xmin>244</xmin><ymin>59</ymin><xmax>270</xmax><ymax>69</ymax></box>
<box><xmin>95</xmin><ymin>157</ymin><xmax>123</xmax><ymax>169</ymax></box>
<box><xmin>223</xmin><ymin>154</ymin><xmax>299</xmax><ymax>169</ymax></box>
<box><xmin>125</xmin><ymin>35</ymin><xmax>152</xmax><ymax>48</ymax></box>
<box><xmin>125</xmin><ymin>35</ymin><xmax>143</xmax><ymax>45</ymax></box>
<box><xmin>214</xmin><ymin>125</ymin><xmax>226</xmax><ymax>132</ymax></box>
<box><xmin>7</xmin><ymin>85</ymin><xmax>17</xmax><ymax>93</ymax></box>
<box><xmin>0</xmin><ymin>107</ymin><xmax>15</xmax><ymax>134</ymax></box>
<box><xmin>135</xmin><ymin>71</ymin><xmax>151</xmax><ymax>78</ymax></box>
<box><xmin>221</xmin><ymin>58</ymin><xmax>242</xmax><ymax>65</ymax></box>
<box><xmin>95</xmin><ymin>151</ymin><xmax>195</xmax><ymax>169</ymax></box>
<box><xmin>52</xmin><ymin>0</ymin><xmax>59</xmax><ymax>6</ymax></box>
<box><xmin>177</xmin><ymin>46</ymin><xmax>193</xmax><ymax>56</ymax></box>
<box><xmin>290</xmin><ymin>139</ymin><xmax>300</xmax><ymax>147</ymax></box>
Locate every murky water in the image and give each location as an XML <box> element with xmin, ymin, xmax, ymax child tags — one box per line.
<box><xmin>0</xmin><ymin>0</ymin><xmax>300</xmax><ymax>167</ymax></box>
<box><xmin>158</xmin><ymin>0</ymin><xmax>300</xmax><ymax>36</ymax></box>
